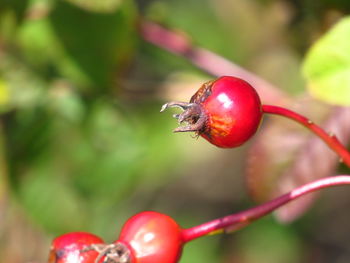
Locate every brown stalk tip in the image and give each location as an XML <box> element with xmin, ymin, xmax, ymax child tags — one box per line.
<box><xmin>82</xmin><ymin>242</ymin><xmax>131</xmax><ymax>263</ymax></box>
<box><xmin>160</xmin><ymin>101</ymin><xmax>207</xmax><ymax>133</ymax></box>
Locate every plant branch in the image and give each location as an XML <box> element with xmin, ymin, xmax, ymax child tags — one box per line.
<box><xmin>140</xmin><ymin>21</ymin><xmax>350</xmax><ymax>165</ymax></box>
<box><xmin>139</xmin><ymin>20</ymin><xmax>287</xmax><ymax>104</ymax></box>
<box><xmin>181</xmin><ymin>175</ymin><xmax>350</xmax><ymax>242</ymax></box>
<box><xmin>262</xmin><ymin>105</ymin><xmax>350</xmax><ymax>167</ymax></box>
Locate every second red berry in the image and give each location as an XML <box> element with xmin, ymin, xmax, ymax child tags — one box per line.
<box><xmin>48</xmin><ymin>232</ymin><xmax>105</xmax><ymax>263</ymax></box>
<box><xmin>115</xmin><ymin>211</ymin><xmax>184</xmax><ymax>263</ymax></box>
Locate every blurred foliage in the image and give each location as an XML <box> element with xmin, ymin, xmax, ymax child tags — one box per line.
<box><xmin>233</xmin><ymin>217</ymin><xmax>303</xmax><ymax>263</ymax></box>
<box><xmin>0</xmin><ymin>0</ymin><xmax>183</xmax><ymax>238</ymax></box>
<box><xmin>0</xmin><ymin>0</ymin><xmax>350</xmax><ymax>263</ymax></box>
<box><xmin>303</xmin><ymin>16</ymin><xmax>350</xmax><ymax>105</ymax></box>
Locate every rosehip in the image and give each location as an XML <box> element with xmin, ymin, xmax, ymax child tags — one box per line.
<box><xmin>48</xmin><ymin>232</ymin><xmax>105</xmax><ymax>263</ymax></box>
<box><xmin>161</xmin><ymin>76</ymin><xmax>263</xmax><ymax>148</ymax></box>
<box><xmin>113</xmin><ymin>211</ymin><xmax>184</xmax><ymax>263</ymax></box>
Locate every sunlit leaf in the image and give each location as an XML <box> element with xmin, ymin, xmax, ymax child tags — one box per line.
<box><xmin>303</xmin><ymin>16</ymin><xmax>350</xmax><ymax>106</ymax></box>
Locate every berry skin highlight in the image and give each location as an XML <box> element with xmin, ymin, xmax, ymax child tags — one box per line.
<box><xmin>161</xmin><ymin>76</ymin><xmax>263</xmax><ymax>148</ymax></box>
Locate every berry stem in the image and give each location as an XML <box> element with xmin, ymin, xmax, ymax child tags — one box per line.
<box><xmin>181</xmin><ymin>175</ymin><xmax>350</xmax><ymax>243</ymax></box>
<box><xmin>262</xmin><ymin>105</ymin><xmax>350</xmax><ymax>167</ymax></box>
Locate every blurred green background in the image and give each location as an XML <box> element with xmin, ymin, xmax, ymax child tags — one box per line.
<box><xmin>0</xmin><ymin>0</ymin><xmax>350</xmax><ymax>262</ymax></box>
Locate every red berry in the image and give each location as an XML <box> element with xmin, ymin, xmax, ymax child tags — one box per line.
<box><xmin>161</xmin><ymin>76</ymin><xmax>262</xmax><ymax>148</ymax></box>
<box><xmin>48</xmin><ymin>232</ymin><xmax>105</xmax><ymax>263</ymax></box>
<box><xmin>115</xmin><ymin>211</ymin><xmax>184</xmax><ymax>263</ymax></box>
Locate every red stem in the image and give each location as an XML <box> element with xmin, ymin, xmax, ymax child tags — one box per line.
<box><xmin>262</xmin><ymin>105</ymin><xmax>350</xmax><ymax>167</ymax></box>
<box><xmin>139</xmin><ymin>20</ymin><xmax>287</xmax><ymax>104</ymax></box>
<box><xmin>181</xmin><ymin>175</ymin><xmax>350</xmax><ymax>242</ymax></box>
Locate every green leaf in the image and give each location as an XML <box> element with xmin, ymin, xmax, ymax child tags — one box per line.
<box><xmin>303</xmin><ymin>16</ymin><xmax>350</xmax><ymax>105</ymax></box>
<box><xmin>17</xmin><ymin>0</ymin><xmax>137</xmax><ymax>89</ymax></box>
<box><xmin>49</xmin><ymin>0</ymin><xmax>137</xmax><ymax>89</ymax></box>
<box><xmin>68</xmin><ymin>102</ymin><xmax>144</xmax><ymax>202</ymax></box>
<box><xmin>64</xmin><ymin>0</ymin><xmax>123</xmax><ymax>13</ymax></box>
<box><xmin>19</xmin><ymin>164</ymin><xmax>88</xmax><ymax>234</ymax></box>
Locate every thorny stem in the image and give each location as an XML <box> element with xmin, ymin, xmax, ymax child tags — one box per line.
<box><xmin>262</xmin><ymin>105</ymin><xmax>350</xmax><ymax>168</ymax></box>
<box><xmin>181</xmin><ymin>175</ymin><xmax>350</xmax><ymax>243</ymax></box>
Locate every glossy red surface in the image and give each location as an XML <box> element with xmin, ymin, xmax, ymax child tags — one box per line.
<box><xmin>200</xmin><ymin>76</ymin><xmax>262</xmax><ymax>148</ymax></box>
<box><xmin>117</xmin><ymin>211</ymin><xmax>184</xmax><ymax>263</ymax></box>
<box><xmin>49</xmin><ymin>232</ymin><xmax>104</xmax><ymax>263</ymax></box>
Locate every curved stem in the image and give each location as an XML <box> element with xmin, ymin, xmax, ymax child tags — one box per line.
<box><xmin>262</xmin><ymin>105</ymin><xmax>350</xmax><ymax>167</ymax></box>
<box><xmin>181</xmin><ymin>175</ymin><xmax>350</xmax><ymax>242</ymax></box>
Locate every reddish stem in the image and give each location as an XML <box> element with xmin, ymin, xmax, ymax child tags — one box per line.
<box><xmin>262</xmin><ymin>105</ymin><xmax>350</xmax><ymax>167</ymax></box>
<box><xmin>139</xmin><ymin>20</ymin><xmax>287</xmax><ymax>104</ymax></box>
<box><xmin>181</xmin><ymin>175</ymin><xmax>350</xmax><ymax>242</ymax></box>
<box><xmin>140</xmin><ymin>21</ymin><xmax>350</xmax><ymax>164</ymax></box>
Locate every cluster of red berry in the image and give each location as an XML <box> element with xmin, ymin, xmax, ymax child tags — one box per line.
<box><xmin>49</xmin><ymin>76</ymin><xmax>262</xmax><ymax>263</ymax></box>
<box><xmin>49</xmin><ymin>76</ymin><xmax>350</xmax><ymax>263</ymax></box>
<box><xmin>49</xmin><ymin>211</ymin><xmax>183</xmax><ymax>263</ymax></box>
